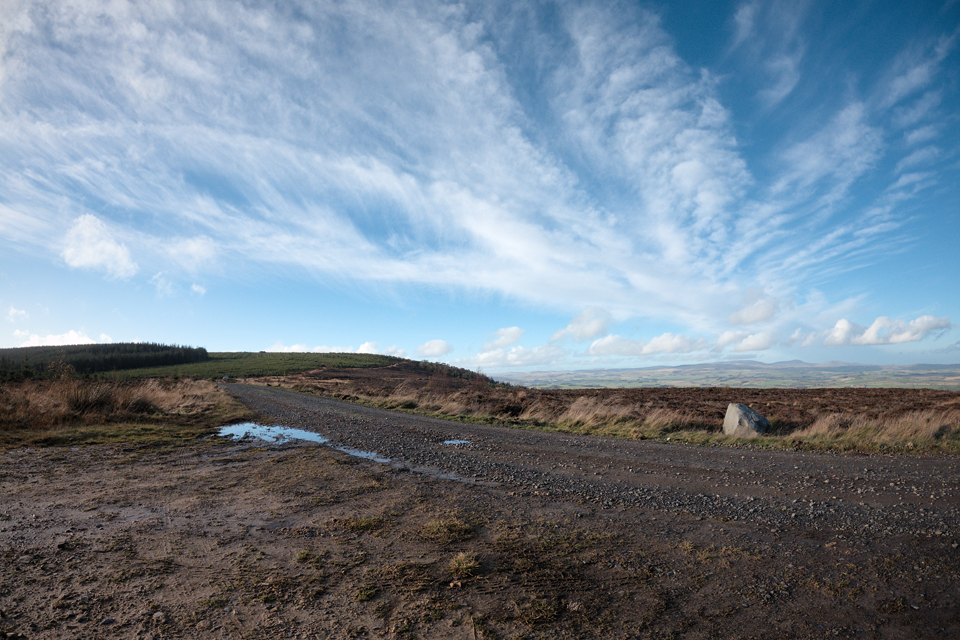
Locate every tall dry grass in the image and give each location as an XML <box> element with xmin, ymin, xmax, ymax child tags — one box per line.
<box><xmin>792</xmin><ymin>407</ymin><xmax>960</xmax><ymax>447</ymax></box>
<box><xmin>0</xmin><ymin>378</ymin><xmax>246</xmax><ymax>446</ymax></box>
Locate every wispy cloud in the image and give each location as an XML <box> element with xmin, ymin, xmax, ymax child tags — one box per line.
<box><xmin>551</xmin><ymin>308</ymin><xmax>612</xmax><ymax>342</ymax></box>
<box><xmin>729</xmin><ymin>0</ymin><xmax>808</xmax><ymax>107</ymax></box>
<box><xmin>61</xmin><ymin>215</ymin><xmax>138</xmax><ymax>279</ymax></box>
<box><xmin>484</xmin><ymin>327</ymin><xmax>524</xmax><ymax>350</ymax></box>
<box><xmin>6</xmin><ymin>307</ymin><xmax>27</xmax><ymax>323</ymax></box>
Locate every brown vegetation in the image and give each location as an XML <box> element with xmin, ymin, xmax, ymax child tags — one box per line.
<box><xmin>3</xmin><ymin>359</ymin><xmax>959</xmax><ymax>453</ymax></box>
<box><xmin>243</xmin><ymin>361</ymin><xmax>960</xmax><ymax>453</ymax></box>
<box><xmin>0</xmin><ymin>377</ymin><xmax>250</xmax><ymax>448</ymax></box>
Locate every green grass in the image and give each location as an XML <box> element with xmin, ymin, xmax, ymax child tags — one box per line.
<box><xmin>97</xmin><ymin>352</ymin><xmax>403</xmax><ymax>380</ymax></box>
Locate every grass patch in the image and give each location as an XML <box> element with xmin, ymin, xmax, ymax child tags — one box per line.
<box><xmin>448</xmin><ymin>551</ymin><xmax>481</xmax><ymax>578</ymax></box>
<box><xmin>421</xmin><ymin>515</ymin><xmax>476</xmax><ymax>544</ymax></box>
<box><xmin>355</xmin><ymin>584</ymin><xmax>378</xmax><ymax>602</ymax></box>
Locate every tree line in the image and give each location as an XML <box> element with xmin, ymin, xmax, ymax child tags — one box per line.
<box><xmin>0</xmin><ymin>343</ymin><xmax>209</xmax><ymax>381</ymax></box>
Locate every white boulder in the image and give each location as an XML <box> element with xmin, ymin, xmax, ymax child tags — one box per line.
<box><xmin>723</xmin><ymin>403</ymin><xmax>771</xmax><ymax>437</ymax></box>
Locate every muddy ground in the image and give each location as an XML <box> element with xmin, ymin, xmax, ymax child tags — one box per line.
<box><xmin>1</xmin><ymin>384</ymin><xmax>959</xmax><ymax>639</ymax></box>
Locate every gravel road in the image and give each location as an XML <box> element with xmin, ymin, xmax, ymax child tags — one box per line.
<box><xmin>224</xmin><ymin>384</ymin><xmax>960</xmax><ymax>541</ymax></box>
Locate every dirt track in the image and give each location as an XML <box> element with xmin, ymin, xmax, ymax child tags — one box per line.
<box><xmin>1</xmin><ymin>384</ymin><xmax>958</xmax><ymax>639</ymax></box>
<box><xmin>226</xmin><ymin>384</ymin><xmax>960</xmax><ymax>538</ymax></box>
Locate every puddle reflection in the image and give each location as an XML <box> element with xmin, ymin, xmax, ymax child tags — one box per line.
<box><xmin>217</xmin><ymin>423</ymin><xmax>390</xmax><ymax>463</ymax></box>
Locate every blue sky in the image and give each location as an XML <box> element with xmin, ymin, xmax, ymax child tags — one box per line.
<box><xmin>1</xmin><ymin>0</ymin><xmax>958</xmax><ymax>373</ymax></box>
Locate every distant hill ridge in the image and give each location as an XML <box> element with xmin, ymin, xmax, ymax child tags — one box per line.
<box><xmin>494</xmin><ymin>360</ymin><xmax>960</xmax><ymax>390</ymax></box>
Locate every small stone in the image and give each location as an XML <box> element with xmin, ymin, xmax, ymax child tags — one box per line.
<box><xmin>152</xmin><ymin>611</ymin><xmax>168</xmax><ymax>624</ymax></box>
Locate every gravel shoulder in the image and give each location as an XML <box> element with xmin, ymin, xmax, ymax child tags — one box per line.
<box><xmin>226</xmin><ymin>384</ymin><xmax>960</xmax><ymax>539</ymax></box>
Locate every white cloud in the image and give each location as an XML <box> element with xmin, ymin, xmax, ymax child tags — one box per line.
<box><xmin>484</xmin><ymin>326</ymin><xmax>524</xmax><ymax>350</ymax></box>
<box><xmin>729</xmin><ymin>296</ymin><xmax>780</xmax><ymax>325</ymax></box>
<box><xmin>266</xmin><ymin>341</ymin><xmax>405</xmax><ymax>357</ymax></box>
<box><xmin>150</xmin><ymin>272</ymin><xmax>175</xmax><ymax>296</ymax></box>
<box><xmin>458</xmin><ymin>343</ymin><xmax>565</xmax><ymax>370</ymax></box>
<box><xmin>823</xmin><ymin>315</ymin><xmax>951</xmax><ymax>346</ymax></box>
<box><xmin>588</xmin><ymin>333</ymin><xmax>707</xmax><ymax>357</ymax></box>
<box><xmin>880</xmin><ymin>33</ymin><xmax>955</xmax><ymax>110</ymax></box>
<box><xmin>894</xmin><ymin>146</ymin><xmax>940</xmax><ymax>174</ymax></box>
<box><xmin>551</xmin><ymin>308</ymin><xmax>612</xmax><ymax>342</ymax></box>
<box><xmin>773</xmin><ymin>103</ymin><xmax>883</xmax><ymax>200</ymax></box>
<box><xmin>416</xmin><ymin>339</ymin><xmax>452</xmax><ymax>358</ymax></box>
<box><xmin>904</xmin><ymin>125</ymin><xmax>938</xmax><ymax>146</ymax></box>
<box><xmin>15</xmin><ymin>329</ymin><xmax>98</xmax><ymax>347</ymax></box>
<box><xmin>732</xmin><ymin>332</ymin><xmax>776</xmax><ymax>352</ymax></box>
<box><xmin>731</xmin><ymin>2</ymin><xmax>758</xmax><ymax>48</ymax></box>
<box><xmin>168</xmin><ymin>236</ymin><xmax>217</xmax><ymax>271</ymax></box>
<box><xmin>6</xmin><ymin>307</ymin><xmax>27</xmax><ymax>322</ymax></box>
<box><xmin>61</xmin><ymin>215</ymin><xmax>138</xmax><ymax>279</ymax></box>
<box><xmin>191</xmin><ymin>283</ymin><xmax>206</xmax><ymax>295</ymax></box>
<box><xmin>357</xmin><ymin>342</ymin><xmax>380</xmax><ymax>354</ymax></box>
<box><xmin>715</xmin><ymin>330</ymin><xmax>747</xmax><ymax>350</ymax></box>
<box><xmin>759</xmin><ymin>52</ymin><xmax>802</xmax><ymax>106</ymax></box>
<box><xmin>267</xmin><ymin>342</ymin><xmax>345</xmax><ymax>353</ymax></box>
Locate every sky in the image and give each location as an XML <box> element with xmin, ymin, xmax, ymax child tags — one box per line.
<box><xmin>1</xmin><ymin>0</ymin><xmax>959</xmax><ymax>373</ymax></box>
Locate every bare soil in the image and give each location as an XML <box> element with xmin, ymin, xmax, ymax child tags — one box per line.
<box><xmin>2</xmin><ymin>384</ymin><xmax>959</xmax><ymax>639</ymax></box>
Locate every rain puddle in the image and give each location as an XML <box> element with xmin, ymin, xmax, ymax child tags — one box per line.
<box><xmin>443</xmin><ymin>439</ymin><xmax>471</xmax><ymax>445</ymax></box>
<box><xmin>217</xmin><ymin>423</ymin><xmax>390</xmax><ymax>463</ymax></box>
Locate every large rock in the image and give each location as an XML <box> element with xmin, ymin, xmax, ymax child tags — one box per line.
<box><xmin>723</xmin><ymin>403</ymin><xmax>771</xmax><ymax>437</ymax></box>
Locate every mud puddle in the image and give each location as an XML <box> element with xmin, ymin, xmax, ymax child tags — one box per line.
<box><xmin>217</xmin><ymin>423</ymin><xmax>390</xmax><ymax>463</ymax></box>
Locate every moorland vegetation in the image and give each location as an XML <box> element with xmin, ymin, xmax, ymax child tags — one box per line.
<box><xmin>1</xmin><ymin>345</ymin><xmax>958</xmax><ymax>454</ymax></box>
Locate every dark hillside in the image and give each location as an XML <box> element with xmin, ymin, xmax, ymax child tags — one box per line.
<box><xmin>0</xmin><ymin>343</ymin><xmax>208</xmax><ymax>381</ymax></box>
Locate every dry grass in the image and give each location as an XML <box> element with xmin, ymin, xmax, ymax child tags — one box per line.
<box><xmin>448</xmin><ymin>551</ymin><xmax>481</xmax><ymax>578</ymax></box>
<box><xmin>421</xmin><ymin>515</ymin><xmax>476</xmax><ymax>545</ymax></box>
<box><xmin>791</xmin><ymin>408</ymin><xmax>960</xmax><ymax>449</ymax></box>
<box><xmin>0</xmin><ymin>377</ymin><xmax>250</xmax><ymax>449</ymax></box>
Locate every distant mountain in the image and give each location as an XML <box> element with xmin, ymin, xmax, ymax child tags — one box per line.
<box><xmin>493</xmin><ymin>361</ymin><xmax>960</xmax><ymax>390</ymax></box>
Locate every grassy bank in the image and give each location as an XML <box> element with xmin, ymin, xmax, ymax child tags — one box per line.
<box><xmin>0</xmin><ymin>377</ymin><xmax>252</xmax><ymax>449</ymax></box>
